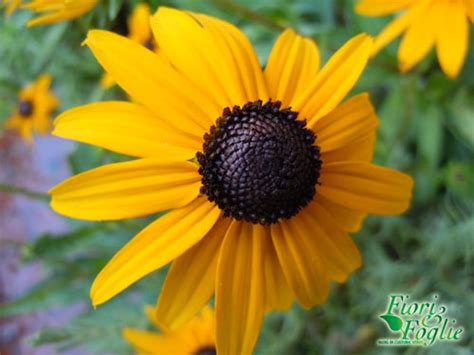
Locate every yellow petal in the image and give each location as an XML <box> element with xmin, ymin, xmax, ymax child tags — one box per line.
<box><xmin>4</xmin><ymin>0</ymin><xmax>22</xmax><ymax>15</ymax></box>
<box><xmin>264</xmin><ymin>28</ymin><xmax>320</xmax><ymax>107</ymax></box>
<box><xmin>355</xmin><ymin>0</ymin><xmax>417</xmax><ymax>16</ymax></box>
<box><xmin>311</xmin><ymin>93</ymin><xmax>379</xmax><ymax>154</ymax></box>
<box><xmin>123</xmin><ymin>328</ymin><xmax>189</xmax><ymax>354</ymax></box>
<box><xmin>53</xmin><ymin>101</ymin><xmax>200</xmax><ymax>159</ymax></box>
<box><xmin>170</xmin><ymin>306</ymin><xmax>216</xmax><ymax>349</ymax></box>
<box><xmin>84</xmin><ymin>30</ymin><xmax>218</xmax><ymax>134</ymax></box>
<box><xmin>156</xmin><ymin>218</ymin><xmax>231</xmax><ymax>330</ymax></box>
<box><xmin>216</xmin><ymin>221</ymin><xmax>265</xmax><ymax>355</ymax></box>
<box><xmin>294</xmin><ymin>34</ymin><xmax>373</xmax><ymax>126</ymax></box>
<box><xmin>151</xmin><ymin>7</ymin><xmax>267</xmax><ymax>109</ymax></box>
<box><xmin>314</xmin><ymin>194</ymin><xmax>367</xmax><ymax>233</ymax></box>
<box><xmin>50</xmin><ymin>159</ymin><xmax>201</xmax><ymax>220</ymax></box>
<box><xmin>193</xmin><ymin>12</ymin><xmax>269</xmax><ymax>102</ymax></box>
<box><xmin>26</xmin><ymin>0</ymin><xmax>97</xmax><ymax>27</ymax></box>
<box><xmin>398</xmin><ymin>3</ymin><xmax>437</xmax><ymax>73</ymax></box>
<box><xmin>32</xmin><ymin>115</ymin><xmax>51</xmax><ymax>134</ymax></box>
<box><xmin>300</xmin><ymin>202</ymin><xmax>362</xmax><ymax>281</ymax></box>
<box><xmin>259</xmin><ymin>225</ymin><xmax>294</xmax><ymax>312</ymax></box>
<box><xmin>319</xmin><ymin>162</ymin><xmax>414</xmax><ymax>215</ymax></box>
<box><xmin>372</xmin><ymin>0</ymin><xmax>429</xmax><ymax>54</ymax></box>
<box><xmin>435</xmin><ymin>1</ymin><xmax>469</xmax><ymax>79</ymax></box>
<box><xmin>321</xmin><ymin>133</ymin><xmax>376</xmax><ymax>164</ymax></box>
<box><xmin>271</xmin><ymin>221</ymin><xmax>329</xmax><ymax>309</ymax></box>
<box><xmin>465</xmin><ymin>0</ymin><xmax>474</xmax><ymax>22</ymax></box>
<box><xmin>128</xmin><ymin>3</ymin><xmax>152</xmax><ymax>44</ymax></box>
<box><xmin>90</xmin><ymin>197</ymin><xmax>221</xmax><ymax>307</ymax></box>
<box><xmin>144</xmin><ymin>305</ymin><xmax>161</xmax><ymax>329</ymax></box>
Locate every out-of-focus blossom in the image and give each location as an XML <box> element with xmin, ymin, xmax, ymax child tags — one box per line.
<box><xmin>5</xmin><ymin>74</ymin><xmax>59</xmax><ymax>144</ymax></box>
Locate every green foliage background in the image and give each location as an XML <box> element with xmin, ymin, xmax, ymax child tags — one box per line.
<box><xmin>1</xmin><ymin>0</ymin><xmax>473</xmax><ymax>354</ymax></box>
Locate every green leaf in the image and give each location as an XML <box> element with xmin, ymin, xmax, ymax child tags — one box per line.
<box><xmin>380</xmin><ymin>314</ymin><xmax>403</xmax><ymax>332</ymax></box>
<box><xmin>445</xmin><ymin>162</ymin><xmax>474</xmax><ymax>200</ymax></box>
<box><xmin>0</xmin><ymin>276</ymin><xmax>86</xmax><ymax>317</ymax></box>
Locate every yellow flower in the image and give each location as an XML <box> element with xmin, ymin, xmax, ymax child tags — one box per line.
<box><xmin>49</xmin><ymin>7</ymin><xmax>414</xmax><ymax>355</ymax></box>
<box><xmin>101</xmin><ymin>3</ymin><xmax>155</xmax><ymax>89</ymax></box>
<box><xmin>355</xmin><ymin>0</ymin><xmax>473</xmax><ymax>79</ymax></box>
<box><xmin>124</xmin><ymin>306</ymin><xmax>216</xmax><ymax>354</ymax></box>
<box><xmin>22</xmin><ymin>0</ymin><xmax>97</xmax><ymax>27</ymax></box>
<box><xmin>3</xmin><ymin>0</ymin><xmax>22</xmax><ymax>15</ymax></box>
<box><xmin>5</xmin><ymin>74</ymin><xmax>59</xmax><ymax>143</ymax></box>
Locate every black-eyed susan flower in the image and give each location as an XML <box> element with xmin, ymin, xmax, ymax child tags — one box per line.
<box><xmin>124</xmin><ymin>306</ymin><xmax>216</xmax><ymax>354</ymax></box>
<box><xmin>3</xmin><ymin>0</ymin><xmax>22</xmax><ymax>15</ymax></box>
<box><xmin>5</xmin><ymin>74</ymin><xmax>58</xmax><ymax>144</ymax></box>
<box><xmin>49</xmin><ymin>7</ymin><xmax>414</xmax><ymax>355</ymax></box>
<box><xmin>355</xmin><ymin>0</ymin><xmax>473</xmax><ymax>79</ymax></box>
<box><xmin>23</xmin><ymin>0</ymin><xmax>97</xmax><ymax>27</ymax></box>
<box><xmin>101</xmin><ymin>3</ymin><xmax>155</xmax><ymax>89</ymax></box>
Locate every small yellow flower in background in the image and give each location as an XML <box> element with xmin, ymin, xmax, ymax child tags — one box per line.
<box><xmin>124</xmin><ymin>306</ymin><xmax>216</xmax><ymax>354</ymax></box>
<box><xmin>22</xmin><ymin>0</ymin><xmax>97</xmax><ymax>27</ymax></box>
<box><xmin>3</xmin><ymin>0</ymin><xmax>22</xmax><ymax>15</ymax></box>
<box><xmin>5</xmin><ymin>74</ymin><xmax>59</xmax><ymax>144</ymax></box>
<box><xmin>101</xmin><ymin>3</ymin><xmax>155</xmax><ymax>89</ymax></box>
<box><xmin>355</xmin><ymin>0</ymin><xmax>473</xmax><ymax>79</ymax></box>
<box><xmin>49</xmin><ymin>7</ymin><xmax>414</xmax><ymax>355</ymax></box>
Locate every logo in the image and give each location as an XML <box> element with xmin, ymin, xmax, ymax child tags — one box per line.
<box><xmin>377</xmin><ymin>294</ymin><xmax>464</xmax><ymax>347</ymax></box>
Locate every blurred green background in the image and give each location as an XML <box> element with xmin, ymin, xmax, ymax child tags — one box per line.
<box><xmin>0</xmin><ymin>0</ymin><xmax>473</xmax><ymax>354</ymax></box>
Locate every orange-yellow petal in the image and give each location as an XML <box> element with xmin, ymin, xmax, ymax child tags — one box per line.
<box><xmin>372</xmin><ymin>1</ymin><xmax>429</xmax><ymax>54</ymax></box>
<box><xmin>319</xmin><ymin>162</ymin><xmax>414</xmax><ymax>215</ymax></box>
<box><xmin>300</xmin><ymin>202</ymin><xmax>362</xmax><ymax>281</ymax></box>
<box><xmin>53</xmin><ymin>101</ymin><xmax>200</xmax><ymax>159</ymax></box>
<box><xmin>193</xmin><ymin>12</ymin><xmax>269</xmax><ymax>103</ymax></box>
<box><xmin>311</xmin><ymin>93</ymin><xmax>379</xmax><ymax>154</ymax></box>
<box><xmin>294</xmin><ymin>34</ymin><xmax>373</xmax><ymax>126</ymax></box>
<box><xmin>84</xmin><ymin>30</ymin><xmax>218</xmax><ymax>134</ymax></box>
<box><xmin>151</xmin><ymin>7</ymin><xmax>267</xmax><ymax>109</ymax></box>
<box><xmin>50</xmin><ymin>159</ymin><xmax>201</xmax><ymax>220</ymax></box>
<box><xmin>123</xmin><ymin>328</ymin><xmax>190</xmax><ymax>354</ymax></box>
<box><xmin>435</xmin><ymin>1</ymin><xmax>470</xmax><ymax>79</ymax></box>
<box><xmin>465</xmin><ymin>0</ymin><xmax>474</xmax><ymax>22</ymax></box>
<box><xmin>128</xmin><ymin>3</ymin><xmax>152</xmax><ymax>44</ymax></box>
<box><xmin>25</xmin><ymin>0</ymin><xmax>97</xmax><ymax>27</ymax></box>
<box><xmin>216</xmin><ymin>221</ymin><xmax>265</xmax><ymax>355</ymax></box>
<box><xmin>156</xmin><ymin>218</ymin><xmax>231</xmax><ymax>330</ymax></box>
<box><xmin>313</xmin><ymin>194</ymin><xmax>367</xmax><ymax>233</ymax></box>
<box><xmin>90</xmin><ymin>197</ymin><xmax>221</xmax><ymax>307</ymax></box>
<box><xmin>260</xmin><ymin>225</ymin><xmax>294</xmax><ymax>311</ymax></box>
<box><xmin>264</xmin><ymin>28</ymin><xmax>320</xmax><ymax>107</ymax></box>
<box><xmin>4</xmin><ymin>0</ymin><xmax>22</xmax><ymax>15</ymax></box>
<box><xmin>271</xmin><ymin>221</ymin><xmax>329</xmax><ymax>309</ymax></box>
<box><xmin>397</xmin><ymin>3</ymin><xmax>437</xmax><ymax>73</ymax></box>
<box><xmin>322</xmin><ymin>133</ymin><xmax>376</xmax><ymax>164</ymax></box>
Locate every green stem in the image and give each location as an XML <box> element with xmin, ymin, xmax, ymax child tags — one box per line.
<box><xmin>0</xmin><ymin>183</ymin><xmax>49</xmax><ymax>201</ymax></box>
<box><xmin>210</xmin><ymin>0</ymin><xmax>285</xmax><ymax>31</ymax></box>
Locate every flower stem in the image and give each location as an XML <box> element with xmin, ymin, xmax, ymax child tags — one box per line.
<box><xmin>0</xmin><ymin>183</ymin><xmax>49</xmax><ymax>201</ymax></box>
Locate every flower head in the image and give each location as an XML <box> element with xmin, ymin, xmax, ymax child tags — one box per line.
<box><xmin>124</xmin><ymin>306</ymin><xmax>216</xmax><ymax>354</ymax></box>
<box><xmin>22</xmin><ymin>0</ymin><xmax>97</xmax><ymax>27</ymax></box>
<box><xmin>49</xmin><ymin>7</ymin><xmax>414</xmax><ymax>355</ymax></box>
<box><xmin>356</xmin><ymin>0</ymin><xmax>473</xmax><ymax>78</ymax></box>
<box><xmin>5</xmin><ymin>74</ymin><xmax>59</xmax><ymax>143</ymax></box>
<box><xmin>101</xmin><ymin>3</ymin><xmax>155</xmax><ymax>89</ymax></box>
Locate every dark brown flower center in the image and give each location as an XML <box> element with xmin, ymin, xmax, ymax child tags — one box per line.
<box><xmin>197</xmin><ymin>100</ymin><xmax>321</xmax><ymax>225</ymax></box>
<box><xmin>195</xmin><ymin>347</ymin><xmax>216</xmax><ymax>355</ymax></box>
<box><xmin>18</xmin><ymin>100</ymin><xmax>33</xmax><ymax>117</ymax></box>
